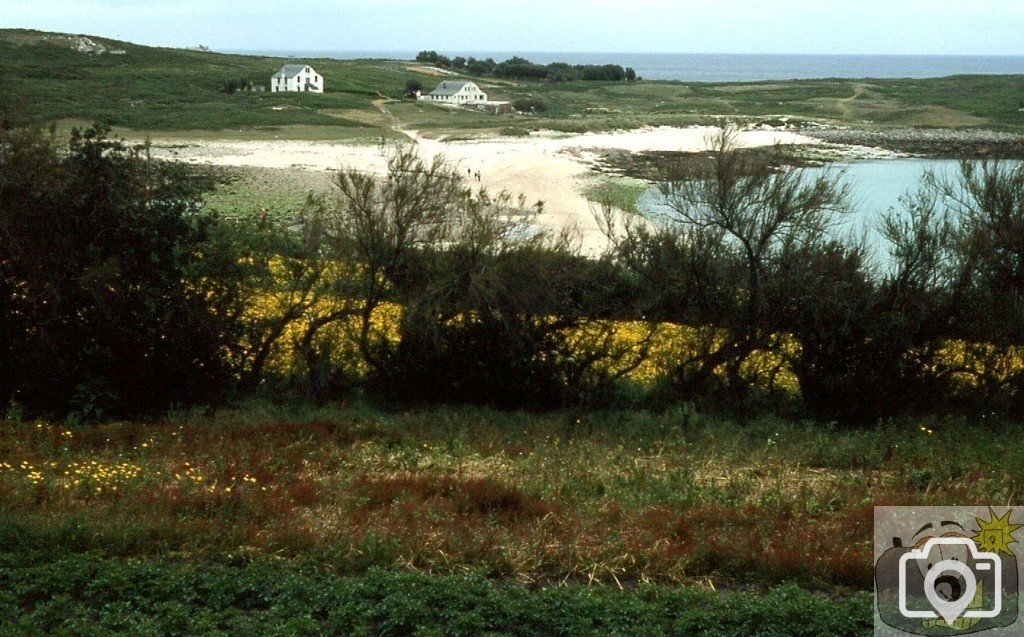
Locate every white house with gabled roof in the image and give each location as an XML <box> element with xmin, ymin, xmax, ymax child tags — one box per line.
<box><xmin>420</xmin><ymin>81</ymin><xmax>487</xmax><ymax>105</ymax></box>
<box><xmin>271</xmin><ymin>64</ymin><xmax>323</xmax><ymax>93</ymax></box>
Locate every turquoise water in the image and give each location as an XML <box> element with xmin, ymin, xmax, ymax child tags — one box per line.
<box><xmin>813</xmin><ymin>159</ymin><xmax>963</xmax><ymax>244</ymax></box>
<box><xmin>639</xmin><ymin>159</ymin><xmax>1020</xmax><ymax>256</ymax></box>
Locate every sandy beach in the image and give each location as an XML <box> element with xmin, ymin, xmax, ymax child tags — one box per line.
<box><xmin>150</xmin><ymin>126</ymin><xmax>821</xmax><ymax>252</ymax></box>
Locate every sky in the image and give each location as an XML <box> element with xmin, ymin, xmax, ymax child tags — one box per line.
<box><xmin>2</xmin><ymin>0</ymin><xmax>1023</xmax><ymax>56</ymax></box>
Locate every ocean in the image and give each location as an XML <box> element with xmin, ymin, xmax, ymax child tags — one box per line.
<box><xmin>228</xmin><ymin>50</ymin><xmax>1024</xmax><ymax>82</ymax></box>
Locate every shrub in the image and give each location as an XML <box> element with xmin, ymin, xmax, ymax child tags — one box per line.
<box><xmin>512</xmin><ymin>98</ymin><xmax>547</xmax><ymax>113</ymax></box>
<box><xmin>0</xmin><ymin>125</ymin><xmax>242</xmax><ymax>418</ymax></box>
<box><xmin>404</xmin><ymin>79</ymin><xmax>423</xmax><ymax>98</ymax></box>
<box><xmin>308</xmin><ymin>148</ymin><xmax>645</xmax><ymax>409</ymax></box>
<box><xmin>221</xmin><ymin>76</ymin><xmax>253</xmax><ymax>94</ymax></box>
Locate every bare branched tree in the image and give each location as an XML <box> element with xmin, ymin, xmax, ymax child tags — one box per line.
<box><xmin>322</xmin><ymin>147</ymin><xmax>529</xmax><ymax>368</ymax></box>
<box><xmin>293</xmin><ymin>145</ymin><xmax>631</xmax><ymax>406</ymax></box>
<box><xmin>602</xmin><ymin>124</ymin><xmax>852</xmax><ymax>398</ymax></box>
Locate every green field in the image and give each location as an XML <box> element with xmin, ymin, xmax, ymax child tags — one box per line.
<box><xmin>3</xmin><ymin>29</ymin><xmax>1023</xmax><ymax>141</ymax></box>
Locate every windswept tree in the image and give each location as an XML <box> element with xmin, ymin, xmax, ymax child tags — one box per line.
<box><xmin>305</xmin><ymin>147</ymin><xmax>644</xmax><ymax>407</ymax></box>
<box><xmin>934</xmin><ymin>161</ymin><xmax>1024</xmax><ymax>411</ymax></box>
<box><xmin>614</xmin><ymin>125</ymin><xmax>856</xmax><ymax>399</ymax></box>
<box><xmin>944</xmin><ymin>161</ymin><xmax>1024</xmax><ymax>343</ymax></box>
<box><xmin>775</xmin><ymin>162</ymin><xmax>1012</xmax><ymax>422</ymax></box>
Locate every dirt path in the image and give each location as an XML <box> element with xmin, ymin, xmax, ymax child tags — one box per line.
<box><xmin>373</xmin><ymin>97</ymin><xmax>425</xmax><ymax>145</ymax></box>
<box><xmin>836</xmin><ymin>83</ymin><xmax>869</xmax><ymax>119</ymax></box>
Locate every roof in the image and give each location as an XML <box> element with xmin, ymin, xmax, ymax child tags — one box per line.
<box><xmin>273</xmin><ymin>64</ymin><xmax>315</xmax><ymax>79</ymax></box>
<box><xmin>428</xmin><ymin>81</ymin><xmax>476</xmax><ymax>96</ymax></box>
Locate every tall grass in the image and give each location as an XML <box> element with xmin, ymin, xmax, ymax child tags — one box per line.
<box><xmin>2</xmin><ymin>403</ymin><xmax>1019</xmax><ymax>590</ymax></box>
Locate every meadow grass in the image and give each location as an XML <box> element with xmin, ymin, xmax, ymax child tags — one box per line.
<box><xmin>5</xmin><ymin>29</ymin><xmax>1022</xmax><ymax>140</ymax></box>
<box><xmin>1</xmin><ymin>403</ymin><xmax>934</xmax><ymax>634</ymax></box>
<box><xmin>2</xmin><ymin>402</ymin><xmax>1019</xmax><ymax>594</ymax></box>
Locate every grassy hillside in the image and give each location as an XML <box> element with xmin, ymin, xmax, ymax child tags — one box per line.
<box><xmin>0</xmin><ymin>30</ymin><xmax>434</xmax><ymax>136</ymax></box>
<box><xmin>3</xmin><ymin>29</ymin><xmax>1023</xmax><ymax>139</ymax></box>
<box><xmin>512</xmin><ymin>76</ymin><xmax>1024</xmax><ymax>132</ymax></box>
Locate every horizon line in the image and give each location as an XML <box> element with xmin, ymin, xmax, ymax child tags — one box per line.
<box><xmin>224</xmin><ymin>48</ymin><xmax>1024</xmax><ymax>58</ymax></box>
<box><xmin>4</xmin><ymin>29</ymin><xmax>1021</xmax><ymax>57</ymax></box>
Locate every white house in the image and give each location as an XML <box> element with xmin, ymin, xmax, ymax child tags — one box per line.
<box><xmin>419</xmin><ymin>81</ymin><xmax>487</xmax><ymax>105</ymax></box>
<box><xmin>271</xmin><ymin>64</ymin><xmax>324</xmax><ymax>93</ymax></box>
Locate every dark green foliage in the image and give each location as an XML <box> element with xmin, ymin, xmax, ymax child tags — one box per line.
<box><xmin>314</xmin><ymin>149</ymin><xmax>646</xmax><ymax>410</ymax></box>
<box><xmin>0</xmin><ymin>125</ymin><xmax>242</xmax><ymax>418</ymax></box>
<box><xmin>467</xmin><ymin>57</ymin><xmax>497</xmax><ymax>76</ymax></box>
<box><xmin>416</xmin><ymin>50</ymin><xmax>449</xmax><ymax>66</ymax></box>
<box><xmin>770</xmin><ymin>242</ymin><xmax>886</xmax><ymax>421</ymax></box>
<box><xmin>374</xmin><ymin>250</ymin><xmax>632</xmax><ymax>409</ymax></box>
<box><xmin>512</xmin><ymin>97</ymin><xmax>547</xmax><ymax>113</ymax></box>
<box><xmin>0</xmin><ymin>553</ymin><xmax>873</xmax><ymax>636</ymax></box>
<box><xmin>417</xmin><ymin>50</ymin><xmax>631</xmax><ymax>83</ymax></box>
<box><xmin>780</xmin><ymin>161</ymin><xmax>1024</xmax><ymax>421</ymax></box>
<box><xmin>404</xmin><ymin>79</ymin><xmax>423</xmax><ymax>98</ymax></box>
<box><xmin>221</xmin><ymin>76</ymin><xmax>256</xmax><ymax>94</ymax></box>
<box><xmin>603</xmin><ymin>131</ymin><xmax>1024</xmax><ymax>423</ymax></box>
<box><xmin>495</xmin><ymin>58</ymin><xmax>628</xmax><ymax>82</ymax></box>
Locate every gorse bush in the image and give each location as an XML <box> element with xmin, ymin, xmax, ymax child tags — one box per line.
<box><xmin>221</xmin><ymin>76</ymin><xmax>256</xmax><ymax>94</ymax></box>
<box><xmin>597</xmin><ymin>126</ymin><xmax>1024</xmax><ymax>422</ymax></box>
<box><xmin>512</xmin><ymin>98</ymin><xmax>548</xmax><ymax>113</ymax></box>
<box><xmin>2</xmin><ymin>122</ymin><xmax>1023</xmax><ymax>422</ymax></box>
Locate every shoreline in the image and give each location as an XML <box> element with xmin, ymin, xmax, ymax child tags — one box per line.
<box><xmin>150</xmin><ymin>123</ymin><xmax>1020</xmax><ymax>254</ymax></box>
<box><xmin>150</xmin><ymin>125</ymin><xmax>821</xmax><ymax>254</ymax></box>
<box><xmin>803</xmin><ymin>127</ymin><xmax>1024</xmax><ymax>159</ymax></box>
